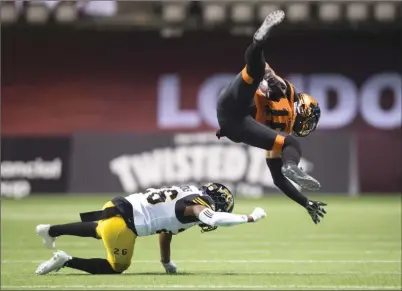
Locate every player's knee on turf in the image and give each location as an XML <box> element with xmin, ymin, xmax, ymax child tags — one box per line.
<box><xmin>110</xmin><ymin>262</ymin><xmax>131</xmax><ymax>273</ymax></box>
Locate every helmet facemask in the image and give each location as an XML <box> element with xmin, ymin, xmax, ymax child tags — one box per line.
<box><xmin>293</xmin><ymin>93</ymin><xmax>321</xmax><ymax>137</ymax></box>
<box><xmin>198</xmin><ymin>183</ymin><xmax>235</xmax><ymax>233</ymax></box>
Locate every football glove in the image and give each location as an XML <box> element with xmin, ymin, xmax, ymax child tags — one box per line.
<box><xmin>161</xmin><ymin>260</ymin><xmax>177</xmax><ymax>274</ymax></box>
<box><xmin>306</xmin><ymin>200</ymin><xmax>327</xmax><ymax>224</ymax></box>
<box><xmin>250</xmin><ymin>207</ymin><xmax>267</xmax><ymax>222</ymax></box>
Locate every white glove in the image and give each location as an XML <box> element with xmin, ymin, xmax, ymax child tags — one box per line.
<box><xmin>250</xmin><ymin>207</ymin><xmax>266</xmax><ymax>222</ymax></box>
<box><xmin>161</xmin><ymin>260</ymin><xmax>177</xmax><ymax>274</ymax></box>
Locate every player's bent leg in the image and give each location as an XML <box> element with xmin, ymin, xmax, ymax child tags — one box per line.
<box><xmin>36</xmin><ymin>252</ymin><xmax>121</xmax><ymax>275</ymax></box>
<box><xmin>217</xmin><ymin>16</ymin><xmax>279</xmax><ymax>129</ymax></box>
<box><xmin>65</xmin><ymin>257</ymin><xmax>121</xmax><ymax>274</ymax></box>
<box><xmin>222</xmin><ymin>116</ymin><xmax>321</xmax><ymax>191</ymax></box>
<box><xmin>41</xmin><ymin>200</ymin><xmax>114</xmax><ymax>245</ymax></box>
<box><xmin>96</xmin><ymin>206</ymin><xmax>136</xmax><ymax>274</ymax></box>
<box><xmin>281</xmin><ymin>135</ymin><xmax>302</xmax><ymax>165</ymax></box>
<box><xmin>235</xmin><ymin>115</ymin><xmax>285</xmax><ymax>150</ymax></box>
<box><xmin>242</xmin><ymin>43</ymin><xmax>266</xmax><ymax>86</ymax></box>
<box><xmin>266</xmin><ymin>158</ymin><xmax>309</xmax><ymax>207</ymax></box>
<box><xmin>50</xmin><ymin>222</ymin><xmax>98</xmax><ymax>238</ymax></box>
<box><xmin>280</xmin><ymin>136</ymin><xmax>321</xmax><ymax>191</ymax></box>
<box><xmin>36</xmin><ymin>221</ymin><xmax>99</xmax><ymax>249</ymax></box>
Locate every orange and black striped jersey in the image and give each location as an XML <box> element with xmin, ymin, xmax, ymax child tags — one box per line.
<box><xmin>254</xmin><ymin>79</ymin><xmax>297</xmax><ymax>134</ymax></box>
<box><xmin>254</xmin><ymin>79</ymin><xmax>297</xmax><ymax>159</ymax></box>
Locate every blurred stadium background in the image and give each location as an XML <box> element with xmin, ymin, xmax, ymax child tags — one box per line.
<box><xmin>1</xmin><ymin>0</ymin><xmax>401</xmax><ymax>290</ymax></box>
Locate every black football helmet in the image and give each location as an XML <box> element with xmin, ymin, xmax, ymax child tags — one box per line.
<box><xmin>293</xmin><ymin>93</ymin><xmax>321</xmax><ymax>137</ymax></box>
<box><xmin>198</xmin><ymin>182</ymin><xmax>235</xmax><ymax>233</ymax></box>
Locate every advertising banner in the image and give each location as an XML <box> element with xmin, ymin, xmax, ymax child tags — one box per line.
<box><xmin>1</xmin><ymin>136</ymin><xmax>71</xmax><ymax>198</ymax></box>
<box><xmin>2</xmin><ymin>29</ymin><xmax>400</xmax><ymax>194</ymax></box>
<box><xmin>2</xmin><ymin>29</ymin><xmax>401</xmax><ymax>134</ymax></box>
<box><xmin>69</xmin><ymin>132</ymin><xmax>351</xmax><ymax>196</ymax></box>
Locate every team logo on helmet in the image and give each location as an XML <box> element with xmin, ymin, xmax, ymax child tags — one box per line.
<box><xmin>198</xmin><ymin>182</ymin><xmax>235</xmax><ymax>233</ymax></box>
<box><xmin>293</xmin><ymin>93</ymin><xmax>321</xmax><ymax>137</ymax></box>
<box><xmin>202</xmin><ymin>182</ymin><xmax>234</xmax><ymax>213</ymax></box>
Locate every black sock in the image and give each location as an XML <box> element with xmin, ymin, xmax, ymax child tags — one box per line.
<box><xmin>267</xmin><ymin>158</ymin><xmax>308</xmax><ymax>207</ymax></box>
<box><xmin>275</xmin><ymin>178</ymin><xmax>309</xmax><ymax>206</ymax></box>
<box><xmin>244</xmin><ymin>43</ymin><xmax>266</xmax><ymax>80</ymax></box>
<box><xmin>281</xmin><ymin>136</ymin><xmax>302</xmax><ymax>166</ymax></box>
<box><xmin>282</xmin><ymin>146</ymin><xmax>301</xmax><ymax>166</ymax></box>
<box><xmin>65</xmin><ymin>258</ymin><xmax>119</xmax><ymax>274</ymax></box>
<box><xmin>49</xmin><ymin>222</ymin><xmax>98</xmax><ymax>238</ymax></box>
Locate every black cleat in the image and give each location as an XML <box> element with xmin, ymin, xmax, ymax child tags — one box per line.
<box><xmin>253</xmin><ymin>10</ymin><xmax>285</xmax><ymax>45</ymax></box>
<box><xmin>281</xmin><ymin>164</ymin><xmax>321</xmax><ymax>191</ymax></box>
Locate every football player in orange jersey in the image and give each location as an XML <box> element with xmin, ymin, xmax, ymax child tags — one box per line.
<box><xmin>216</xmin><ymin>10</ymin><xmax>327</xmax><ymax>224</ymax></box>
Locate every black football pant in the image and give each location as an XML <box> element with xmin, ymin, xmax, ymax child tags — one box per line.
<box><xmin>216</xmin><ymin>42</ymin><xmax>302</xmax><ymax>166</ymax></box>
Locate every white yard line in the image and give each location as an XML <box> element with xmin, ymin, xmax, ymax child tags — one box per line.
<box><xmin>2</xmin><ymin>259</ymin><xmax>401</xmax><ymax>264</ymax></box>
<box><xmin>1</xmin><ymin>247</ymin><xmax>400</xmax><ymax>255</ymax></box>
<box><xmin>204</xmin><ymin>241</ymin><xmax>401</xmax><ymax>247</ymax></box>
<box><xmin>201</xmin><ymin>234</ymin><xmax>402</xmax><ymax>240</ymax></box>
<box><xmin>1</xmin><ymin>284</ymin><xmax>401</xmax><ymax>290</ymax></box>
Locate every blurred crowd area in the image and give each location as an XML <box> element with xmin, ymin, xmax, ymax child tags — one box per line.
<box><xmin>1</xmin><ymin>0</ymin><xmax>402</xmax><ymax>33</ymax></box>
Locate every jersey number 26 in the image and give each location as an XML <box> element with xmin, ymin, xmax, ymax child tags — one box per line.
<box><xmin>145</xmin><ymin>188</ymin><xmax>179</xmax><ymax>205</ymax></box>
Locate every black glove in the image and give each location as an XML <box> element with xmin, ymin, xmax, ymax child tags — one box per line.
<box><xmin>306</xmin><ymin>200</ymin><xmax>327</xmax><ymax>224</ymax></box>
<box><xmin>265</xmin><ymin>72</ymin><xmax>287</xmax><ymax>97</ymax></box>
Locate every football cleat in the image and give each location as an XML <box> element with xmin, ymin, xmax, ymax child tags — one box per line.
<box><xmin>281</xmin><ymin>164</ymin><xmax>321</xmax><ymax>191</ymax></box>
<box><xmin>253</xmin><ymin>10</ymin><xmax>285</xmax><ymax>44</ymax></box>
<box><xmin>36</xmin><ymin>250</ymin><xmax>71</xmax><ymax>275</ymax></box>
<box><xmin>36</xmin><ymin>224</ymin><xmax>56</xmax><ymax>249</ymax></box>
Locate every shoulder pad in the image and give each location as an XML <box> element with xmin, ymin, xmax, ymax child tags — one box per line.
<box><xmin>194</xmin><ymin>195</ymin><xmax>215</xmax><ymax>210</ymax></box>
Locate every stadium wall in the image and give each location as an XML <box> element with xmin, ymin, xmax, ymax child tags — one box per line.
<box><xmin>1</xmin><ymin>27</ymin><xmax>401</xmax><ymax>198</ymax></box>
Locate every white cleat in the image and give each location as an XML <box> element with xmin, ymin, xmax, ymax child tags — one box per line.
<box><xmin>253</xmin><ymin>10</ymin><xmax>285</xmax><ymax>44</ymax></box>
<box><xmin>36</xmin><ymin>250</ymin><xmax>72</xmax><ymax>275</ymax></box>
<box><xmin>36</xmin><ymin>224</ymin><xmax>56</xmax><ymax>249</ymax></box>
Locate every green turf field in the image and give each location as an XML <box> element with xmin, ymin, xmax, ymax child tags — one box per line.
<box><xmin>1</xmin><ymin>194</ymin><xmax>401</xmax><ymax>290</ymax></box>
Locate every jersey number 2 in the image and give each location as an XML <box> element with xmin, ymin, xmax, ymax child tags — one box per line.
<box><xmin>146</xmin><ymin>189</ymin><xmax>179</xmax><ymax>205</ymax></box>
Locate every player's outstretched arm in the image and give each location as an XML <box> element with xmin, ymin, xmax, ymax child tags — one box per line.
<box><xmin>159</xmin><ymin>233</ymin><xmax>177</xmax><ymax>274</ymax></box>
<box><xmin>186</xmin><ymin>205</ymin><xmax>266</xmax><ymax>227</ymax></box>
